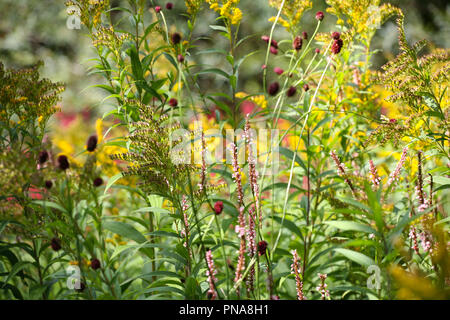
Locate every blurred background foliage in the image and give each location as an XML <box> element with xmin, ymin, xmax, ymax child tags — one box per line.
<box><xmin>0</xmin><ymin>0</ymin><xmax>448</xmax><ymax>120</ymax></box>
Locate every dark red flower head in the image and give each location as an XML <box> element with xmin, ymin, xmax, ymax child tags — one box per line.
<box><xmin>171</xmin><ymin>32</ymin><xmax>181</xmax><ymax>45</ymax></box>
<box><xmin>90</xmin><ymin>258</ymin><xmax>101</xmax><ymax>270</ymax></box>
<box><xmin>315</xmin><ymin>11</ymin><xmax>324</xmax><ymax>21</ymax></box>
<box><xmin>303</xmin><ymin>84</ymin><xmax>310</xmax><ymax>92</ymax></box>
<box><xmin>86</xmin><ymin>135</ymin><xmax>98</xmax><ymax>152</ymax></box>
<box><xmin>169</xmin><ymin>98</ymin><xmax>178</xmax><ymax>107</ymax></box>
<box><xmin>331</xmin><ymin>31</ymin><xmax>341</xmax><ymax>40</ymax></box>
<box><xmin>258</xmin><ymin>241</ymin><xmax>268</xmax><ymax>256</ymax></box>
<box><xmin>51</xmin><ymin>238</ymin><xmax>61</xmax><ymax>251</ymax></box>
<box><xmin>38</xmin><ymin>150</ymin><xmax>49</xmax><ymax>164</ymax></box>
<box><xmin>315</xmin><ymin>48</ymin><xmax>320</xmax><ymax>54</ymax></box>
<box><xmin>268</xmin><ymin>82</ymin><xmax>280</xmax><ymax>96</ymax></box>
<box><xmin>57</xmin><ymin>155</ymin><xmax>69</xmax><ymax>171</ymax></box>
<box><xmin>389</xmin><ymin>119</ymin><xmax>397</xmax><ymax>124</ymax></box>
<box><xmin>302</xmin><ymin>31</ymin><xmax>308</xmax><ymax>40</ymax></box>
<box><xmin>331</xmin><ymin>38</ymin><xmax>344</xmax><ymax>54</ymax></box>
<box><xmin>45</xmin><ymin>180</ymin><xmax>53</xmax><ymax>190</ymax></box>
<box><xmin>287</xmin><ymin>86</ymin><xmax>297</xmax><ymax>97</ymax></box>
<box><xmin>270</xmin><ymin>39</ymin><xmax>278</xmax><ymax>49</ymax></box>
<box><xmin>269</xmin><ymin>46</ymin><xmax>278</xmax><ymax>55</ymax></box>
<box><xmin>177</xmin><ymin>54</ymin><xmax>185</xmax><ymax>62</ymax></box>
<box><xmin>93</xmin><ymin>177</ymin><xmax>103</xmax><ymax>187</ymax></box>
<box><xmin>166</xmin><ymin>2</ymin><xmax>173</xmax><ymax>10</ymax></box>
<box><xmin>214</xmin><ymin>201</ymin><xmax>224</xmax><ymax>215</ymax></box>
<box><xmin>155</xmin><ymin>6</ymin><xmax>162</xmax><ymax>13</ymax></box>
<box><xmin>293</xmin><ymin>36</ymin><xmax>303</xmax><ymax>51</ymax></box>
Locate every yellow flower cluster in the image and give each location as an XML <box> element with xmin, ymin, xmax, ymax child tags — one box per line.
<box><xmin>185</xmin><ymin>0</ymin><xmax>202</xmax><ymax>14</ymax></box>
<box><xmin>206</xmin><ymin>0</ymin><xmax>242</xmax><ymax>25</ymax></box>
<box><xmin>235</xmin><ymin>92</ymin><xmax>268</xmax><ymax>109</ymax></box>
<box><xmin>268</xmin><ymin>0</ymin><xmax>312</xmax><ymax>32</ymax></box>
<box><xmin>325</xmin><ymin>0</ymin><xmax>401</xmax><ymax>42</ymax></box>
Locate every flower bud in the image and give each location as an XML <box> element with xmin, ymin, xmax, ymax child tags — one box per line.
<box><xmin>169</xmin><ymin>98</ymin><xmax>178</xmax><ymax>107</ymax></box>
<box><xmin>171</xmin><ymin>32</ymin><xmax>181</xmax><ymax>45</ymax></box>
<box><xmin>303</xmin><ymin>84</ymin><xmax>310</xmax><ymax>92</ymax></box>
<box><xmin>214</xmin><ymin>201</ymin><xmax>224</xmax><ymax>215</ymax></box>
<box><xmin>45</xmin><ymin>180</ymin><xmax>53</xmax><ymax>189</ymax></box>
<box><xmin>90</xmin><ymin>258</ymin><xmax>101</xmax><ymax>270</ymax></box>
<box><xmin>51</xmin><ymin>238</ymin><xmax>61</xmax><ymax>251</ymax></box>
<box><xmin>38</xmin><ymin>150</ymin><xmax>49</xmax><ymax>164</ymax></box>
<box><xmin>302</xmin><ymin>31</ymin><xmax>308</xmax><ymax>40</ymax></box>
<box><xmin>293</xmin><ymin>36</ymin><xmax>303</xmax><ymax>51</ymax></box>
<box><xmin>57</xmin><ymin>155</ymin><xmax>69</xmax><ymax>171</ymax></box>
<box><xmin>166</xmin><ymin>2</ymin><xmax>173</xmax><ymax>10</ymax></box>
<box><xmin>315</xmin><ymin>11</ymin><xmax>324</xmax><ymax>21</ymax></box>
<box><xmin>86</xmin><ymin>135</ymin><xmax>98</xmax><ymax>152</ymax></box>
<box><xmin>287</xmin><ymin>86</ymin><xmax>297</xmax><ymax>97</ymax></box>
<box><xmin>93</xmin><ymin>177</ymin><xmax>103</xmax><ymax>187</ymax></box>
<box><xmin>268</xmin><ymin>82</ymin><xmax>280</xmax><ymax>96</ymax></box>
<box><xmin>274</xmin><ymin>67</ymin><xmax>284</xmax><ymax>75</ymax></box>
<box><xmin>155</xmin><ymin>6</ymin><xmax>162</xmax><ymax>13</ymax></box>
<box><xmin>258</xmin><ymin>241</ymin><xmax>268</xmax><ymax>256</ymax></box>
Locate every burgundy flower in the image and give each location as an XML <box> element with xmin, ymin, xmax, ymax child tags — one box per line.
<box><xmin>331</xmin><ymin>31</ymin><xmax>341</xmax><ymax>40</ymax></box>
<box><xmin>45</xmin><ymin>180</ymin><xmax>53</xmax><ymax>190</ymax></box>
<box><xmin>315</xmin><ymin>48</ymin><xmax>320</xmax><ymax>54</ymax></box>
<box><xmin>93</xmin><ymin>177</ymin><xmax>103</xmax><ymax>187</ymax></box>
<box><xmin>177</xmin><ymin>54</ymin><xmax>184</xmax><ymax>62</ymax></box>
<box><xmin>302</xmin><ymin>31</ymin><xmax>308</xmax><ymax>40</ymax></box>
<box><xmin>57</xmin><ymin>155</ymin><xmax>69</xmax><ymax>171</ymax></box>
<box><xmin>293</xmin><ymin>36</ymin><xmax>303</xmax><ymax>51</ymax></box>
<box><xmin>171</xmin><ymin>32</ymin><xmax>181</xmax><ymax>45</ymax></box>
<box><xmin>166</xmin><ymin>2</ymin><xmax>173</xmax><ymax>10</ymax></box>
<box><xmin>270</xmin><ymin>46</ymin><xmax>278</xmax><ymax>55</ymax></box>
<box><xmin>257</xmin><ymin>241</ymin><xmax>268</xmax><ymax>256</ymax></box>
<box><xmin>331</xmin><ymin>38</ymin><xmax>344</xmax><ymax>54</ymax></box>
<box><xmin>287</xmin><ymin>86</ymin><xmax>297</xmax><ymax>97</ymax></box>
<box><xmin>155</xmin><ymin>6</ymin><xmax>162</xmax><ymax>13</ymax></box>
<box><xmin>270</xmin><ymin>39</ymin><xmax>278</xmax><ymax>49</ymax></box>
<box><xmin>389</xmin><ymin>119</ymin><xmax>397</xmax><ymax>124</ymax></box>
<box><xmin>51</xmin><ymin>238</ymin><xmax>61</xmax><ymax>251</ymax></box>
<box><xmin>169</xmin><ymin>98</ymin><xmax>178</xmax><ymax>107</ymax></box>
<box><xmin>268</xmin><ymin>82</ymin><xmax>280</xmax><ymax>96</ymax></box>
<box><xmin>38</xmin><ymin>150</ymin><xmax>49</xmax><ymax>164</ymax></box>
<box><xmin>86</xmin><ymin>135</ymin><xmax>98</xmax><ymax>152</ymax></box>
<box><xmin>90</xmin><ymin>258</ymin><xmax>101</xmax><ymax>270</ymax></box>
<box><xmin>303</xmin><ymin>84</ymin><xmax>310</xmax><ymax>92</ymax></box>
<box><xmin>274</xmin><ymin>67</ymin><xmax>284</xmax><ymax>75</ymax></box>
<box><xmin>315</xmin><ymin>11</ymin><xmax>324</xmax><ymax>21</ymax></box>
<box><xmin>214</xmin><ymin>201</ymin><xmax>224</xmax><ymax>215</ymax></box>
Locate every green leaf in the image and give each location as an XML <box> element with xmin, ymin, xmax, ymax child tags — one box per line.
<box><xmin>324</xmin><ymin>221</ymin><xmax>377</xmax><ymax>234</ymax></box>
<box><xmin>334</xmin><ymin>248</ymin><xmax>375</xmax><ymax>267</ymax></box>
<box><xmin>103</xmin><ymin>221</ymin><xmax>147</xmax><ymax>244</ymax></box>
<box><xmin>104</xmin><ymin>173</ymin><xmax>123</xmax><ymax>195</ymax></box>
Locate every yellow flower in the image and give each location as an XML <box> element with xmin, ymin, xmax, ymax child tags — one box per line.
<box><xmin>230</xmin><ymin>7</ymin><xmax>242</xmax><ymax>25</ymax></box>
